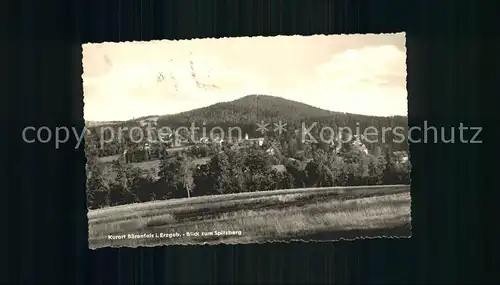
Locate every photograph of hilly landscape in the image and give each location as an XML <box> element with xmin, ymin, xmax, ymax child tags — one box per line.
<box><xmin>82</xmin><ymin>33</ymin><xmax>411</xmax><ymax>249</ymax></box>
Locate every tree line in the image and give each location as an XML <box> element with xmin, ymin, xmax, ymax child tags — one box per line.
<box><xmin>86</xmin><ymin>137</ymin><xmax>411</xmax><ymax>210</ymax></box>
<box><xmin>86</xmin><ymin>116</ymin><xmax>408</xmax><ymax>160</ymax></box>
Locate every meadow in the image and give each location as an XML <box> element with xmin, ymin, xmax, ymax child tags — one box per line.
<box><xmin>88</xmin><ymin>184</ymin><xmax>411</xmax><ymax>248</ymax></box>
<box><xmin>100</xmin><ymin>156</ymin><xmax>211</xmax><ymax>180</ymax></box>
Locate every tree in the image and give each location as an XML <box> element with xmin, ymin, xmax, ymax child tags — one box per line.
<box><xmin>355</xmin><ymin>152</ymin><xmax>371</xmax><ymax>186</ymax></box>
<box><xmin>107</xmin><ymin>160</ymin><xmax>140</xmax><ymax>206</ymax></box>
<box><xmin>382</xmin><ymin>151</ymin><xmax>397</xmax><ymax>184</ymax></box>
<box><xmin>86</xmin><ymin>154</ymin><xmax>109</xmax><ymax>209</ymax></box>
<box><xmin>179</xmin><ymin>158</ymin><xmax>194</xmax><ymax>198</ymax></box>
<box><xmin>394</xmin><ymin>159</ymin><xmax>411</xmax><ymax>185</ymax></box>
<box><xmin>132</xmin><ymin>173</ymin><xmax>157</xmax><ymax>202</ymax></box>
<box><xmin>287</xmin><ymin>136</ymin><xmax>298</xmax><ymax>157</ymax></box>
<box><xmin>282</xmin><ymin>172</ymin><xmax>296</xmax><ymax>189</ymax></box>
<box><xmin>192</xmin><ymin>164</ymin><xmax>217</xmax><ymax>196</ymax></box>
<box><xmin>338</xmin><ymin>131</ymin><xmax>353</xmax><ymax>155</ymax></box>
<box><xmin>365</xmin><ymin>154</ymin><xmax>384</xmax><ymax>185</ymax></box>
<box><xmin>209</xmin><ymin>151</ymin><xmax>234</xmax><ymax>194</ymax></box>
<box><xmin>157</xmin><ymin>153</ymin><xmax>194</xmax><ymax>199</ymax></box>
<box><xmin>242</xmin><ymin>148</ymin><xmax>277</xmax><ymax>191</ymax></box>
<box><xmin>325</xmin><ymin>154</ymin><xmax>343</xmax><ymax>186</ymax></box>
<box><xmin>302</xmin><ymin>149</ymin><xmax>334</xmax><ymax>187</ymax></box>
<box><xmin>243</xmin><ymin>148</ymin><xmax>271</xmax><ymax>173</ymax></box>
<box><xmin>285</xmin><ymin>159</ymin><xmax>308</xmax><ymax>188</ymax></box>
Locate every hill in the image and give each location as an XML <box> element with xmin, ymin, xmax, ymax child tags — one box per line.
<box><xmin>155</xmin><ymin>95</ymin><xmax>408</xmax><ymax>146</ymax></box>
<box><xmin>89</xmin><ymin>94</ymin><xmax>407</xmax><ymax>133</ymax></box>
<box><xmin>157</xmin><ymin>94</ymin><xmax>336</xmax><ymax>125</ymax></box>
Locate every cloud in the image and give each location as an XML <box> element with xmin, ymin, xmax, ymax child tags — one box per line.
<box><xmin>82</xmin><ymin>51</ymin><xmax>269</xmax><ymax>120</ymax></box>
<box><xmin>315</xmin><ymin>45</ymin><xmax>406</xmax><ymax>87</ymax></box>
<box><xmin>82</xmin><ymin>36</ymin><xmax>407</xmax><ymax>121</ymax></box>
<box><xmin>276</xmin><ymin>45</ymin><xmax>408</xmax><ymax>116</ymax></box>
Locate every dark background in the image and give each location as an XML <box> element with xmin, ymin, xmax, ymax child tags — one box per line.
<box><xmin>3</xmin><ymin>0</ymin><xmax>494</xmax><ymax>284</ymax></box>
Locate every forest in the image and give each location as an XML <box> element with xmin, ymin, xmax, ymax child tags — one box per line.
<box><xmin>86</xmin><ymin>134</ymin><xmax>410</xmax><ymax>210</ymax></box>
<box><xmin>85</xmin><ymin>95</ymin><xmax>410</xmax><ymax>210</ymax></box>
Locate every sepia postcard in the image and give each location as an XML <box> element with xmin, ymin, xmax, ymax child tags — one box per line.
<box><xmin>83</xmin><ymin>33</ymin><xmax>411</xmax><ymax>249</ymax></box>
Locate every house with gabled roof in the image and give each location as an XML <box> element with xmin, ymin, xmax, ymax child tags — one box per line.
<box><xmin>266</xmin><ymin>143</ymin><xmax>282</xmax><ymax>156</ymax></box>
<box><xmin>393</xmin><ymin>151</ymin><xmax>409</xmax><ymax>163</ymax></box>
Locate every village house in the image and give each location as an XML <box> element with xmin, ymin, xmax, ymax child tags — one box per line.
<box><xmin>212</xmin><ymin>136</ymin><xmax>224</xmax><ymax>145</ymax></box>
<box><xmin>265</xmin><ymin>142</ymin><xmax>281</xmax><ymax>156</ymax></box>
<box><xmin>139</xmin><ymin>116</ymin><xmax>159</xmax><ymax>127</ymax></box>
<box><xmin>249</xmin><ymin>137</ymin><xmax>265</xmax><ymax>147</ymax></box>
<box><xmin>352</xmin><ymin>134</ymin><xmax>369</xmax><ymax>155</ymax></box>
<box><xmin>332</xmin><ymin>133</ymin><xmax>368</xmax><ymax>155</ymax></box>
<box><xmin>198</xmin><ymin>137</ymin><xmax>210</xmax><ymax>144</ymax></box>
<box><xmin>157</xmin><ymin>132</ymin><xmax>174</xmax><ymax>148</ymax></box>
<box><xmin>239</xmin><ymin>133</ymin><xmax>262</xmax><ymax>146</ymax></box>
<box><xmin>393</xmin><ymin>151</ymin><xmax>409</xmax><ymax>163</ymax></box>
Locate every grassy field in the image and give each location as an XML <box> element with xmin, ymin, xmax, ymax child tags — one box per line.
<box><xmin>96</xmin><ymin>146</ymin><xmax>191</xmax><ymax>164</ymax></box>
<box><xmin>88</xmin><ymin>185</ymin><xmax>411</xmax><ymax>249</ymax></box>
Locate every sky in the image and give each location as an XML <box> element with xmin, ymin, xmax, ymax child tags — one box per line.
<box><xmin>82</xmin><ymin>33</ymin><xmax>407</xmax><ymax>121</ymax></box>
